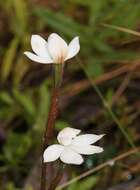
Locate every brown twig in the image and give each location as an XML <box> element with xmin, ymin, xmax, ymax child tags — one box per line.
<box><xmin>56</xmin><ymin>146</ymin><xmax>140</xmax><ymax>190</ymax></box>
<box><xmin>62</xmin><ymin>60</ymin><xmax>140</xmax><ymax>99</ymax></box>
<box><xmin>110</xmin><ymin>74</ymin><xmax>131</xmax><ymax>106</ymax></box>
<box><xmin>40</xmin><ymin>87</ymin><xmax>59</xmax><ymax>190</ymax></box>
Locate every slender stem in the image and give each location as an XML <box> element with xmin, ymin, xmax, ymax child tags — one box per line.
<box><xmin>48</xmin><ymin>165</ymin><xmax>64</xmax><ymax>190</ymax></box>
<box><xmin>54</xmin><ymin>64</ymin><xmax>64</xmax><ymax>87</ymax></box>
<box><xmin>40</xmin><ymin>88</ymin><xmax>59</xmax><ymax>190</ymax></box>
<box><xmin>57</xmin><ymin>146</ymin><xmax>140</xmax><ymax>190</ymax></box>
<box><xmin>40</xmin><ymin>64</ymin><xmax>64</xmax><ymax>190</ymax></box>
<box><xmin>93</xmin><ymin>84</ymin><xmax>135</xmax><ymax>148</ymax></box>
<box><xmin>77</xmin><ymin>58</ymin><xmax>136</xmax><ymax>148</ymax></box>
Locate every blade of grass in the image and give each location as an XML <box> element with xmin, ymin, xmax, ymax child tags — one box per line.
<box><xmin>102</xmin><ymin>23</ymin><xmax>140</xmax><ymax>37</ymax></box>
<box><xmin>1</xmin><ymin>37</ymin><xmax>19</xmax><ymax>82</ymax></box>
<box><xmin>57</xmin><ymin>146</ymin><xmax>140</xmax><ymax>189</ymax></box>
<box><xmin>77</xmin><ymin>57</ymin><xmax>136</xmax><ymax>148</ymax></box>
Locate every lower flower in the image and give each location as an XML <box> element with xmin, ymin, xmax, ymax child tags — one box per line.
<box><xmin>43</xmin><ymin>127</ymin><xmax>104</xmax><ymax>165</ymax></box>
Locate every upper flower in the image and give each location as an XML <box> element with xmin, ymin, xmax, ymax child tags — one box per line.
<box><xmin>43</xmin><ymin>127</ymin><xmax>104</xmax><ymax>165</ymax></box>
<box><xmin>24</xmin><ymin>33</ymin><xmax>80</xmax><ymax>64</ymax></box>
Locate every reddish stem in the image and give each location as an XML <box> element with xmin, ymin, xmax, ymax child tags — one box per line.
<box><xmin>48</xmin><ymin>167</ymin><xmax>63</xmax><ymax>190</ymax></box>
<box><xmin>40</xmin><ymin>87</ymin><xmax>59</xmax><ymax>190</ymax></box>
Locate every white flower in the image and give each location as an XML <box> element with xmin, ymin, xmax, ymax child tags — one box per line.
<box><xmin>24</xmin><ymin>33</ymin><xmax>80</xmax><ymax>64</ymax></box>
<box><xmin>43</xmin><ymin>127</ymin><xmax>104</xmax><ymax>165</ymax></box>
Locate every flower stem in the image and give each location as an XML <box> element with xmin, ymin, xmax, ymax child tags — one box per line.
<box><xmin>40</xmin><ymin>64</ymin><xmax>64</xmax><ymax>190</ymax></box>
<box><xmin>40</xmin><ymin>87</ymin><xmax>59</xmax><ymax>190</ymax></box>
<box><xmin>54</xmin><ymin>64</ymin><xmax>64</xmax><ymax>87</ymax></box>
<box><xmin>48</xmin><ymin>165</ymin><xmax>64</xmax><ymax>190</ymax></box>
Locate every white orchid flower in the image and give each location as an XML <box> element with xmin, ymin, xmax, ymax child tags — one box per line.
<box><xmin>43</xmin><ymin>127</ymin><xmax>104</xmax><ymax>165</ymax></box>
<box><xmin>24</xmin><ymin>33</ymin><xmax>80</xmax><ymax>64</ymax></box>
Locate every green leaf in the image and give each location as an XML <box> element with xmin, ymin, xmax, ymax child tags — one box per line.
<box><xmin>1</xmin><ymin>37</ymin><xmax>19</xmax><ymax>82</ymax></box>
<box><xmin>12</xmin><ymin>89</ymin><xmax>36</xmax><ymax>122</ymax></box>
<box><xmin>34</xmin><ymin>7</ymin><xmax>92</xmax><ymax>45</ymax></box>
<box><xmin>12</xmin><ymin>55</ymin><xmax>30</xmax><ymax>87</ymax></box>
<box><xmin>12</xmin><ymin>0</ymin><xmax>29</xmax><ymax>35</ymax></box>
<box><xmin>78</xmin><ymin>176</ymin><xmax>97</xmax><ymax>190</ymax></box>
<box><xmin>67</xmin><ymin>176</ymin><xmax>98</xmax><ymax>190</ymax></box>
<box><xmin>5</xmin><ymin>182</ymin><xmax>19</xmax><ymax>190</ymax></box>
<box><xmin>34</xmin><ymin>82</ymin><xmax>50</xmax><ymax>132</ymax></box>
<box><xmin>0</xmin><ymin>91</ymin><xmax>14</xmax><ymax>105</ymax></box>
<box><xmin>55</xmin><ymin>121</ymin><xmax>69</xmax><ymax>131</ymax></box>
<box><xmin>86</xmin><ymin>59</ymin><xmax>104</xmax><ymax>78</ymax></box>
<box><xmin>3</xmin><ymin>132</ymin><xmax>32</xmax><ymax>165</ymax></box>
<box><xmin>105</xmin><ymin>89</ymin><xmax>114</xmax><ymax>103</ymax></box>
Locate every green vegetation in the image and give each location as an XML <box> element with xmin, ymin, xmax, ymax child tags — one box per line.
<box><xmin>0</xmin><ymin>0</ymin><xmax>140</xmax><ymax>189</ymax></box>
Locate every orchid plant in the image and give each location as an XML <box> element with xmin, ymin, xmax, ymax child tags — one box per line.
<box><xmin>24</xmin><ymin>33</ymin><xmax>104</xmax><ymax>190</ymax></box>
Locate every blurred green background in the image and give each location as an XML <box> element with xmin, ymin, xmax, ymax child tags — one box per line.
<box><xmin>0</xmin><ymin>0</ymin><xmax>140</xmax><ymax>189</ymax></box>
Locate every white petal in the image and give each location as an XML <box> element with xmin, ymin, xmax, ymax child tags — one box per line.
<box><xmin>24</xmin><ymin>52</ymin><xmax>53</xmax><ymax>64</ymax></box>
<box><xmin>57</xmin><ymin>127</ymin><xmax>81</xmax><ymax>146</ymax></box>
<box><xmin>31</xmin><ymin>35</ymin><xmax>52</xmax><ymax>60</ymax></box>
<box><xmin>47</xmin><ymin>33</ymin><xmax>68</xmax><ymax>63</ymax></box>
<box><xmin>70</xmin><ymin>145</ymin><xmax>103</xmax><ymax>155</ymax></box>
<box><xmin>43</xmin><ymin>144</ymin><xmax>64</xmax><ymax>163</ymax></box>
<box><xmin>65</xmin><ymin>37</ymin><xmax>80</xmax><ymax>61</ymax></box>
<box><xmin>72</xmin><ymin>134</ymin><xmax>104</xmax><ymax>146</ymax></box>
<box><xmin>60</xmin><ymin>147</ymin><xmax>83</xmax><ymax>165</ymax></box>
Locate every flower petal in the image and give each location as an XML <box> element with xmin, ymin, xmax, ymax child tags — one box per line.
<box><xmin>31</xmin><ymin>35</ymin><xmax>52</xmax><ymax>60</ymax></box>
<box><xmin>72</xmin><ymin>134</ymin><xmax>104</xmax><ymax>146</ymax></box>
<box><xmin>65</xmin><ymin>37</ymin><xmax>80</xmax><ymax>61</ymax></box>
<box><xmin>47</xmin><ymin>33</ymin><xmax>68</xmax><ymax>63</ymax></box>
<box><xmin>24</xmin><ymin>52</ymin><xmax>53</xmax><ymax>64</ymax></box>
<box><xmin>70</xmin><ymin>145</ymin><xmax>103</xmax><ymax>155</ymax></box>
<box><xmin>43</xmin><ymin>144</ymin><xmax>64</xmax><ymax>163</ymax></box>
<box><xmin>60</xmin><ymin>147</ymin><xmax>83</xmax><ymax>165</ymax></box>
<box><xmin>57</xmin><ymin>127</ymin><xmax>81</xmax><ymax>146</ymax></box>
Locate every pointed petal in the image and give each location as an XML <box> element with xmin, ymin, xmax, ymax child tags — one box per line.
<box><xmin>65</xmin><ymin>37</ymin><xmax>80</xmax><ymax>61</ymax></box>
<box><xmin>57</xmin><ymin>127</ymin><xmax>81</xmax><ymax>146</ymax></box>
<box><xmin>24</xmin><ymin>52</ymin><xmax>53</xmax><ymax>64</ymax></box>
<box><xmin>70</xmin><ymin>145</ymin><xmax>103</xmax><ymax>155</ymax></box>
<box><xmin>43</xmin><ymin>144</ymin><xmax>64</xmax><ymax>163</ymax></box>
<box><xmin>60</xmin><ymin>147</ymin><xmax>83</xmax><ymax>165</ymax></box>
<box><xmin>72</xmin><ymin>134</ymin><xmax>104</xmax><ymax>146</ymax></box>
<box><xmin>48</xmin><ymin>33</ymin><xmax>68</xmax><ymax>63</ymax></box>
<box><xmin>31</xmin><ymin>35</ymin><xmax>52</xmax><ymax>60</ymax></box>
